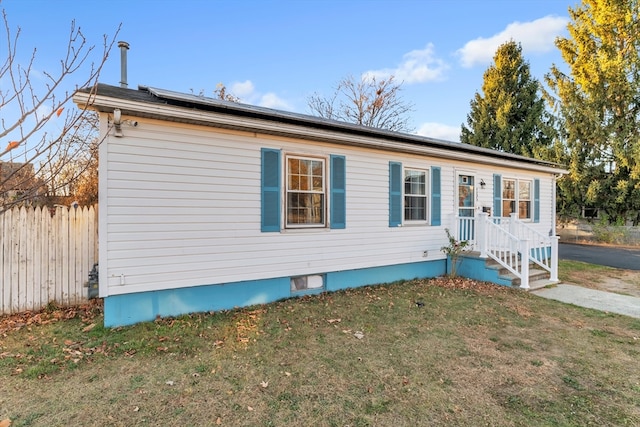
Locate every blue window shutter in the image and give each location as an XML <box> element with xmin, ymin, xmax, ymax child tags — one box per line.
<box><xmin>330</xmin><ymin>155</ymin><xmax>346</xmax><ymax>229</ymax></box>
<box><xmin>533</xmin><ymin>178</ymin><xmax>540</xmax><ymax>223</ymax></box>
<box><xmin>493</xmin><ymin>174</ymin><xmax>502</xmax><ymax>217</ymax></box>
<box><xmin>389</xmin><ymin>162</ymin><xmax>402</xmax><ymax>227</ymax></box>
<box><xmin>431</xmin><ymin>167</ymin><xmax>441</xmax><ymax>226</ymax></box>
<box><xmin>261</xmin><ymin>148</ymin><xmax>281</xmax><ymax>232</ymax></box>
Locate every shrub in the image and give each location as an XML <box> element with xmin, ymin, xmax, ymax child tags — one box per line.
<box><xmin>441</xmin><ymin>228</ymin><xmax>470</xmax><ymax>277</ymax></box>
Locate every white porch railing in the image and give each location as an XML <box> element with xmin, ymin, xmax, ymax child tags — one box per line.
<box><xmin>453</xmin><ymin>212</ymin><xmax>559</xmax><ymax>289</ymax></box>
<box><xmin>503</xmin><ymin>213</ymin><xmax>559</xmax><ymax>282</ymax></box>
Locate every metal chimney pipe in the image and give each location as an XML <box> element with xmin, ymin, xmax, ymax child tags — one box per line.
<box><xmin>118</xmin><ymin>41</ymin><xmax>130</xmax><ymax>88</ymax></box>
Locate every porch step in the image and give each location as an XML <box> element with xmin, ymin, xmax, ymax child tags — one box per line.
<box><xmin>495</xmin><ymin>268</ymin><xmax>552</xmax><ymax>288</ymax></box>
<box><xmin>527</xmin><ymin>278</ymin><xmax>559</xmax><ymax>291</ymax></box>
<box><xmin>479</xmin><ymin>252</ymin><xmax>557</xmax><ymax>289</ymax></box>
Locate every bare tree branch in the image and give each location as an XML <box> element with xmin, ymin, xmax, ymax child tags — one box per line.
<box><xmin>0</xmin><ymin>8</ymin><xmax>120</xmax><ymax>212</ymax></box>
<box><xmin>307</xmin><ymin>75</ymin><xmax>414</xmax><ymax>133</ymax></box>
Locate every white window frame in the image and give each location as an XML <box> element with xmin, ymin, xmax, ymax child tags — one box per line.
<box><xmin>502</xmin><ymin>178</ymin><xmax>532</xmax><ymax>221</ymax></box>
<box><xmin>403</xmin><ymin>167</ymin><xmax>429</xmax><ymax>224</ymax></box>
<box><xmin>285</xmin><ymin>154</ymin><xmax>327</xmax><ymax>228</ymax></box>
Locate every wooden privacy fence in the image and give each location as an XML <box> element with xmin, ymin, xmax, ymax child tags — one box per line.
<box><xmin>0</xmin><ymin>205</ymin><xmax>98</xmax><ymax>315</ymax></box>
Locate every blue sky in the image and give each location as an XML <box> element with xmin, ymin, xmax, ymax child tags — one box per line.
<box><xmin>3</xmin><ymin>0</ymin><xmax>574</xmax><ymax>142</ymax></box>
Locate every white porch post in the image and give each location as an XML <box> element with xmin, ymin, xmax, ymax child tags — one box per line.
<box><xmin>451</xmin><ymin>215</ymin><xmax>458</xmax><ymax>240</ymax></box>
<box><xmin>520</xmin><ymin>239</ymin><xmax>530</xmax><ymax>289</ymax></box>
<box><xmin>509</xmin><ymin>212</ymin><xmax>518</xmax><ymax>236</ymax></box>
<box><xmin>477</xmin><ymin>212</ymin><xmax>488</xmax><ymax>258</ymax></box>
<box><xmin>550</xmin><ymin>235</ymin><xmax>560</xmax><ymax>282</ymax></box>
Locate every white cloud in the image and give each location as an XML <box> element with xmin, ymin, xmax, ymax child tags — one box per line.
<box><xmin>224</xmin><ymin>80</ymin><xmax>294</xmax><ymax>111</ymax></box>
<box><xmin>230</xmin><ymin>80</ymin><xmax>255</xmax><ymax>97</ymax></box>
<box><xmin>259</xmin><ymin>93</ymin><xmax>292</xmax><ymax>110</ymax></box>
<box><xmin>416</xmin><ymin>122</ymin><xmax>461</xmax><ymax>142</ymax></box>
<box><xmin>363</xmin><ymin>43</ymin><xmax>449</xmax><ymax>84</ymax></box>
<box><xmin>457</xmin><ymin>15</ymin><xmax>568</xmax><ymax>68</ymax></box>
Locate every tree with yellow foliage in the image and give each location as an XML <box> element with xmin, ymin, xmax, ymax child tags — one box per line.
<box><xmin>546</xmin><ymin>0</ymin><xmax>640</xmax><ymax>224</ymax></box>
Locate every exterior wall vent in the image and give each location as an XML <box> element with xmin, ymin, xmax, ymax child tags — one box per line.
<box><xmin>291</xmin><ymin>275</ymin><xmax>325</xmax><ymax>292</ymax></box>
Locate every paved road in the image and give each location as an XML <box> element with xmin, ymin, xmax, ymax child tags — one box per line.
<box><xmin>559</xmin><ymin>242</ymin><xmax>640</xmax><ymax>270</ymax></box>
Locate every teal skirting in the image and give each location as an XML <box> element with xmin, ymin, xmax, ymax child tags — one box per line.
<box><xmin>103</xmin><ymin>260</ymin><xmax>446</xmax><ymax>327</ymax></box>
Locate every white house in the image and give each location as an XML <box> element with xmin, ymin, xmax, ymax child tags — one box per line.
<box><xmin>74</xmin><ymin>84</ymin><xmax>566</xmax><ymax>327</ymax></box>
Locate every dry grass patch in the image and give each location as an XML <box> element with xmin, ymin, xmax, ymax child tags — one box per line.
<box><xmin>1</xmin><ymin>278</ymin><xmax>639</xmax><ymax>426</ymax></box>
<box><xmin>559</xmin><ymin>259</ymin><xmax>640</xmax><ymax>297</ymax></box>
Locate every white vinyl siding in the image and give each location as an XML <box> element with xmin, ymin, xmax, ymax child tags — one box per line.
<box><xmin>100</xmin><ymin>118</ymin><xmax>558</xmax><ymax>296</ymax></box>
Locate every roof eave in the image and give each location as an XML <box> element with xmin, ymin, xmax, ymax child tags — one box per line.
<box><xmin>73</xmin><ymin>85</ymin><xmax>567</xmax><ymax>175</ymax></box>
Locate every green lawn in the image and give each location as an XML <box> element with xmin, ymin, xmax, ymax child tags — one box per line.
<box><xmin>1</xmin><ymin>276</ymin><xmax>639</xmax><ymax>426</ymax></box>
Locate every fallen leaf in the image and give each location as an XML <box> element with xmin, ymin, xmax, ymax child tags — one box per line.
<box><xmin>247</xmin><ymin>406</ymin><xmax>254</xmax><ymax>411</ymax></box>
<box><xmin>133</xmin><ymin>406</ymin><xmax>140</xmax><ymax>412</ymax></box>
<box><xmin>216</xmin><ymin>417</ymin><xmax>222</xmax><ymax>425</ymax></box>
<box><xmin>260</xmin><ymin>380</ymin><xmax>269</xmax><ymax>388</ymax></box>
<box><xmin>284</xmin><ymin>371</ymin><xmax>291</xmax><ymax>377</ymax></box>
<box><xmin>327</xmin><ymin>318</ymin><xmax>341</xmax><ymax>323</ymax></box>
<box><xmin>4</xmin><ymin>141</ymin><xmax>19</xmax><ymax>152</ymax></box>
<box><xmin>82</xmin><ymin>323</ymin><xmax>96</xmax><ymax>332</ymax></box>
<box><xmin>166</xmin><ymin>380</ymin><xmax>175</xmax><ymax>386</ymax></box>
<box><xmin>0</xmin><ymin>419</ymin><xmax>11</xmax><ymax>427</ymax></box>
<box><xmin>353</xmin><ymin>331</ymin><xmax>365</xmax><ymax>339</ymax></box>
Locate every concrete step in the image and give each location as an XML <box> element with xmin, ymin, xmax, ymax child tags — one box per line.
<box><xmin>527</xmin><ymin>278</ymin><xmax>559</xmax><ymax>291</ymax></box>
<box><xmin>485</xmin><ymin>255</ymin><xmax>527</xmax><ymax>269</ymax></box>
<box><xmin>481</xmin><ymin>254</ymin><xmax>552</xmax><ymax>288</ymax></box>
<box><xmin>498</xmin><ymin>268</ymin><xmax>550</xmax><ymax>287</ymax></box>
<box><xmin>459</xmin><ymin>251</ymin><xmax>556</xmax><ymax>290</ymax></box>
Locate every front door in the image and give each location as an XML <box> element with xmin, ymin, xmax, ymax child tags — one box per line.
<box><xmin>458</xmin><ymin>174</ymin><xmax>475</xmax><ymax>241</ymax></box>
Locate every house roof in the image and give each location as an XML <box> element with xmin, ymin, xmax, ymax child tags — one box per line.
<box><xmin>74</xmin><ymin>83</ymin><xmax>566</xmax><ymax>174</ymax></box>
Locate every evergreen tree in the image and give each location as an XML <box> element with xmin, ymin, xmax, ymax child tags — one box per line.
<box><xmin>546</xmin><ymin>0</ymin><xmax>640</xmax><ymax>224</ymax></box>
<box><xmin>461</xmin><ymin>41</ymin><xmax>554</xmax><ymax>158</ymax></box>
